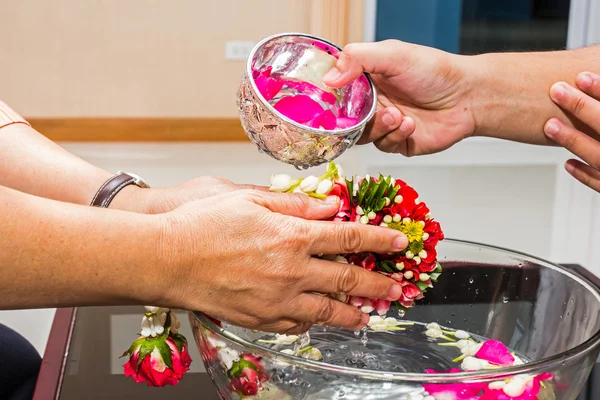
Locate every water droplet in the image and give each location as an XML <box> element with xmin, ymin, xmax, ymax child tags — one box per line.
<box><xmin>475</xmin><ymin>289</ymin><xmax>480</xmax><ymax>295</ymax></box>
<box><xmin>469</xmin><ymin>278</ymin><xmax>474</xmax><ymax>284</ymax></box>
<box><xmin>339</xmin><ymin>390</ymin><xmax>346</xmax><ymax>397</ymax></box>
<box><xmin>468</xmin><ymin>304</ymin><xmax>472</xmax><ymax>308</ymax></box>
<box><xmin>361</xmin><ymin>328</ymin><xmax>369</xmax><ymax>346</ymax></box>
<box><xmin>502</xmin><ymin>297</ymin><xmax>509</xmax><ymax>304</ymax></box>
<box><xmin>354</xmin><ymin>330</ymin><xmax>361</xmax><ymax>337</ymax></box>
<box><xmin>397</xmin><ymin>309</ymin><xmax>406</xmax><ymax>318</ymax></box>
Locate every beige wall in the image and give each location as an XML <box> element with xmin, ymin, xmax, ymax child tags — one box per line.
<box><xmin>0</xmin><ymin>1</ymin><xmax>317</xmax><ymax>118</ymax></box>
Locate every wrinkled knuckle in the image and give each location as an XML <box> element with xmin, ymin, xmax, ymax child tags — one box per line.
<box><xmin>572</xmin><ymin>96</ymin><xmax>587</xmax><ymax>115</ymax></box>
<box><xmin>342</xmin><ymin>43</ymin><xmax>358</xmax><ymax>59</ymax></box>
<box><xmin>339</xmin><ymin>224</ymin><xmax>364</xmax><ymax>253</ymax></box>
<box><xmin>563</xmin><ymin>133</ymin><xmax>578</xmax><ymax>151</ymax></box>
<box><xmin>316</xmin><ymin>299</ymin><xmax>336</xmax><ymax>324</ymax></box>
<box><xmin>336</xmin><ymin>267</ymin><xmax>360</xmax><ymax>295</ymax></box>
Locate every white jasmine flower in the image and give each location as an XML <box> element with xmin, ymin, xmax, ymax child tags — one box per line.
<box><xmin>425</xmin><ymin>329</ymin><xmax>443</xmax><ymax>339</ymax></box>
<box><xmin>316</xmin><ymin>179</ymin><xmax>333</xmax><ymax>195</ymax></box>
<box><xmin>141</xmin><ymin>316</ymin><xmax>152</xmax><ymax>337</ymax></box>
<box><xmin>461</xmin><ymin>356</ymin><xmax>489</xmax><ymax>371</ymax></box>
<box><xmin>144</xmin><ymin>306</ymin><xmax>161</xmax><ymax>314</ymax></box>
<box><xmin>269</xmin><ymin>174</ymin><xmax>293</xmax><ymax>192</ymax></box>
<box><xmin>454</xmin><ymin>330</ymin><xmax>470</xmax><ymax>339</ymax></box>
<box><xmin>489</xmin><ymin>381</ymin><xmax>506</xmax><ymax>390</ymax></box>
<box><xmin>300</xmin><ymin>347</ymin><xmax>323</xmax><ymax>360</ymax></box>
<box><xmin>299</xmin><ymin>175</ymin><xmax>320</xmax><ymax>192</ymax></box>
<box><xmin>503</xmin><ymin>376</ymin><xmax>530</xmax><ymax>397</ymax></box>
<box><xmin>219</xmin><ymin>347</ymin><xmax>240</xmax><ymax>370</ymax></box>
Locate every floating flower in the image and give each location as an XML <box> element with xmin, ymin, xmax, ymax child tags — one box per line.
<box><xmin>229</xmin><ymin>353</ymin><xmax>269</xmax><ymax>397</ymax></box>
<box><xmin>367</xmin><ymin>315</ymin><xmax>413</xmax><ymax>332</ymax></box>
<box><xmin>258</xmin><ymin>334</ymin><xmax>299</xmax><ymax>346</ymax></box>
<box><xmin>423</xmin><ymin>368</ymin><xmax>487</xmax><ymax>400</ymax></box>
<box><xmin>475</xmin><ymin>340</ymin><xmax>515</xmax><ymax>367</ymax></box>
<box><xmin>297</xmin><ymin>346</ymin><xmax>323</xmax><ymax>360</ymax></box>
<box><xmin>251</xmin><ymin>53</ymin><xmax>363</xmax><ymax>131</ymax></box>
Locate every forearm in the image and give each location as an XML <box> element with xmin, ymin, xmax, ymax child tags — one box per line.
<box><xmin>0</xmin><ymin>122</ymin><xmax>148</xmax><ymax>211</ymax></box>
<box><xmin>0</xmin><ymin>185</ymin><xmax>166</xmax><ymax>309</ymax></box>
<box><xmin>466</xmin><ymin>44</ymin><xmax>600</xmax><ymax>144</ymax></box>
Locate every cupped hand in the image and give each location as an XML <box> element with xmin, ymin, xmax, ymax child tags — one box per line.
<box><xmin>323</xmin><ymin>40</ymin><xmax>476</xmax><ymax>156</ymax></box>
<box><xmin>545</xmin><ymin>72</ymin><xmax>600</xmax><ymax>192</ymax></box>
<box><xmin>158</xmin><ymin>190</ymin><xmax>408</xmax><ymax>334</ymax></box>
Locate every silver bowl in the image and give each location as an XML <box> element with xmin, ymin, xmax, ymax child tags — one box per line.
<box><xmin>236</xmin><ymin>32</ymin><xmax>377</xmax><ymax>170</ymax></box>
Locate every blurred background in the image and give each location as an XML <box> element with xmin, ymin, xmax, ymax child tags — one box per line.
<box><xmin>1</xmin><ymin>0</ymin><xmax>599</xmax><ymax>357</ymax></box>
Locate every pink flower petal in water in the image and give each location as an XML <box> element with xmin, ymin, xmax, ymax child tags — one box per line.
<box><xmin>255</xmin><ymin>74</ymin><xmax>284</xmax><ymax>101</ymax></box>
<box><xmin>336</xmin><ymin>117</ymin><xmax>359</xmax><ymax>129</ymax></box>
<box><xmin>475</xmin><ymin>340</ymin><xmax>515</xmax><ymax>366</ymax></box>
<box><xmin>282</xmin><ymin>81</ymin><xmax>337</xmax><ymax>105</ymax></box>
<box><xmin>307</xmin><ymin>110</ymin><xmax>337</xmax><ymax>130</ymax></box>
<box><xmin>423</xmin><ymin>368</ymin><xmax>486</xmax><ymax>400</ymax></box>
<box><xmin>273</xmin><ymin>95</ymin><xmax>324</xmax><ymax>123</ymax></box>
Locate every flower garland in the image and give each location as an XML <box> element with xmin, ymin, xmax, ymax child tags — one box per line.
<box><xmin>270</xmin><ymin>161</ymin><xmax>445</xmax><ymax>315</ymax></box>
<box><xmin>120</xmin><ymin>161</ymin><xmax>444</xmax><ymax>387</ymax></box>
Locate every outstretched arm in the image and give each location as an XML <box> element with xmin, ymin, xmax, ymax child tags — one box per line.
<box><xmin>322</xmin><ymin>41</ymin><xmax>600</xmax><ymax>155</ymax></box>
<box><xmin>0</xmin><ymin>101</ymin><xmax>261</xmax><ymax>213</ymax></box>
<box><xmin>468</xmin><ymin>45</ymin><xmax>600</xmax><ymax>144</ymax></box>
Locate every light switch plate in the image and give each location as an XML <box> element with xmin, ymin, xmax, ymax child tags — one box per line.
<box><xmin>225</xmin><ymin>41</ymin><xmax>256</xmax><ymax>61</ymax></box>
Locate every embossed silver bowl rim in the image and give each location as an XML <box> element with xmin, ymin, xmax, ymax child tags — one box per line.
<box><xmin>245</xmin><ymin>32</ymin><xmax>378</xmax><ymax>137</ymax></box>
<box><xmin>193</xmin><ymin>238</ymin><xmax>600</xmax><ymax>382</ymax></box>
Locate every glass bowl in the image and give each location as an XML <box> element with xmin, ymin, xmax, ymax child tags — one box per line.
<box><xmin>189</xmin><ymin>239</ymin><xmax>600</xmax><ymax>399</ymax></box>
<box><xmin>236</xmin><ymin>32</ymin><xmax>377</xmax><ymax>170</ymax></box>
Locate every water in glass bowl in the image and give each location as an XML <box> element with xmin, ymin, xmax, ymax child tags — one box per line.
<box><xmin>237</xmin><ymin>321</ymin><xmax>551</xmax><ymax>400</ymax></box>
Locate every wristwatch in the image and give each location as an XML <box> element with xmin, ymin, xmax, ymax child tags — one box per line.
<box><xmin>0</xmin><ymin>99</ymin><xmax>30</xmax><ymax>129</ymax></box>
<box><xmin>91</xmin><ymin>171</ymin><xmax>150</xmax><ymax>208</ymax></box>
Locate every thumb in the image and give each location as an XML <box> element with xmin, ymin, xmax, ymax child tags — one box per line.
<box><xmin>249</xmin><ymin>191</ymin><xmax>341</xmax><ymax>220</ymax></box>
<box><xmin>323</xmin><ymin>40</ymin><xmax>403</xmax><ymax>88</ymax></box>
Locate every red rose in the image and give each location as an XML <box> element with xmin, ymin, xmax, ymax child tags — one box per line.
<box><xmin>123</xmin><ymin>335</ymin><xmax>192</xmax><ymax>387</ymax></box>
<box><xmin>229</xmin><ymin>353</ymin><xmax>269</xmax><ymax>397</ymax></box>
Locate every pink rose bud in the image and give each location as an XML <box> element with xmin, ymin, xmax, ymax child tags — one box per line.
<box><xmin>229</xmin><ymin>353</ymin><xmax>269</xmax><ymax>397</ymax></box>
<box><xmin>122</xmin><ymin>334</ymin><xmax>192</xmax><ymax>387</ymax></box>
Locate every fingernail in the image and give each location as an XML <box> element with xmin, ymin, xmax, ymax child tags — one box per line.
<box><xmin>393</xmin><ymin>235</ymin><xmax>407</xmax><ymax>250</ymax></box>
<box><xmin>389</xmin><ymin>284</ymin><xmax>403</xmax><ymax>300</ymax></box>
<box><xmin>545</xmin><ymin>120</ymin><xmax>560</xmax><ymax>136</ymax></box>
<box><xmin>578</xmin><ymin>73</ymin><xmax>593</xmax><ymax>89</ymax></box>
<box><xmin>565</xmin><ymin>161</ymin><xmax>575</xmax><ymax>173</ymax></box>
<box><xmin>360</xmin><ymin>313</ymin><xmax>370</xmax><ymax>325</ymax></box>
<box><xmin>382</xmin><ymin>112</ymin><xmax>395</xmax><ymax>127</ymax></box>
<box><xmin>323</xmin><ymin>196</ymin><xmax>340</xmax><ymax>205</ymax></box>
<box><xmin>323</xmin><ymin>67</ymin><xmax>341</xmax><ymax>83</ymax></box>
<box><xmin>399</xmin><ymin>117</ymin><xmax>412</xmax><ymax>133</ymax></box>
<box><xmin>551</xmin><ymin>83</ymin><xmax>566</xmax><ymax>100</ymax></box>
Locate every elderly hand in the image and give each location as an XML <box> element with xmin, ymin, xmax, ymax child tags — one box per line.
<box><xmin>111</xmin><ymin>176</ymin><xmax>266</xmax><ymax>214</ymax></box>
<box><xmin>545</xmin><ymin>72</ymin><xmax>600</xmax><ymax>192</ymax></box>
<box><xmin>322</xmin><ymin>40</ymin><xmax>475</xmax><ymax>156</ymax></box>
<box><xmin>158</xmin><ymin>189</ymin><xmax>408</xmax><ymax>334</ymax></box>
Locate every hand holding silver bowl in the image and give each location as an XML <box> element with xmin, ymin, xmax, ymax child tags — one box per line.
<box><xmin>237</xmin><ymin>33</ymin><xmax>377</xmax><ymax>170</ymax></box>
